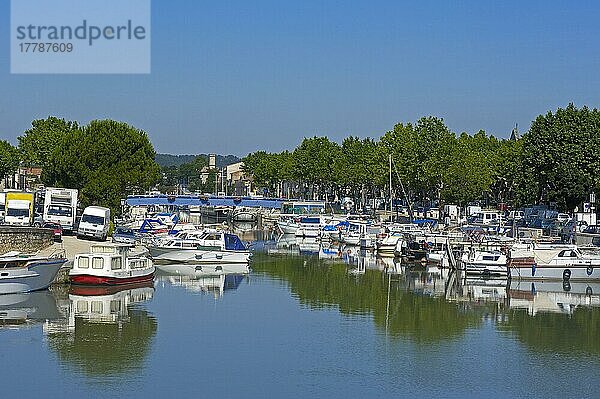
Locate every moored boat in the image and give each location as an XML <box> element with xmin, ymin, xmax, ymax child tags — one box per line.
<box><xmin>509</xmin><ymin>243</ymin><xmax>600</xmax><ymax>281</ymax></box>
<box><xmin>0</xmin><ymin>251</ymin><xmax>67</xmax><ymax>295</ymax></box>
<box><xmin>376</xmin><ymin>231</ymin><xmax>404</xmax><ymax>254</ymax></box>
<box><xmin>462</xmin><ymin>249</ymin><xmax>508</xmax><ymax>277</ymax></box>
<box><xmin>295</xmin><ymin>216</ymin><xmax>322</xmax><ymax>238</ymax></box>
<box><xmin>152</xmin><ymin>232</ymin><xmax>251</xmax><ymax>264</ymax></box>
<box><xmin>70</xmin><ymin>244</ymin><xmax>154</xmax><ymax>285</ymax></box>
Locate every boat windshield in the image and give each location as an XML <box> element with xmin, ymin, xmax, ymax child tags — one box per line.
<box><xmin>224</xmin><ymin>234</ymin><xmax>247</xmax><ymax>251</ymax></box>
<box><xmin>82</xmin><ymin>214</ymin><xmax>105</xmax><ymax>225</ymax></box>
<box><xmin>48</xmin><ymin>205</ymin><xmax>72</xmax><ymax>217</ymax></box>
<box><xmin>7</xmin><ymin>208</ymin><xmax>29</xmax><ymax>217</ymax></box>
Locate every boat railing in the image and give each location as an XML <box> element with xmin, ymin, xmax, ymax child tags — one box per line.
<box><xmin>48</xmin><ymin>248</ymin><xmax>66</xmax><ymax>259</ymax></box>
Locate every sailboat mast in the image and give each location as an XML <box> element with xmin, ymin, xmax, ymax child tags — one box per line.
<box><xmin>389</xmin><ymin>154</ymin><xmax>393</xmax><ymax>218</ymax></box>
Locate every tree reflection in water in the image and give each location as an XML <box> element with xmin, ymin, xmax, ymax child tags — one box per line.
<box><xmin>252</xmin><ymin>252</ymin><xmax>600</xmax><ymax>354</ymax></box>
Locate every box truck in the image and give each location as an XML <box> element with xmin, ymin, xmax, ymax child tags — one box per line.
<box><xmin>43</xmin><ymin>187</ymin><xmax>78</xmax><ymax>232</ymax></box>
<box><xmin>5</xmin><ymin>192</ymin><xmax>34</xmax><ymax>226</ymax></box>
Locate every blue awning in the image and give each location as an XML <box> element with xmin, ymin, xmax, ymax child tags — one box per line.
<box><xmin>126</xmin><ymin>195</ymin><xmax>284</xmax><ymax>209</ymax></box>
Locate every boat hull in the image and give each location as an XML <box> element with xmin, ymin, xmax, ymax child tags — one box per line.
<box><xmin>70</xmin><ymin>272</ymin><xmax>155</xmax><ymax>286</ymax></box>
<box><xmin>0</xmin><ymin>259</ymin><xmax>66</xmax><ymax>295</ymax></box>
<box><xmin>295</xmin><ymin>227</ymin><xmax>321</xmax><ymax>238</ymax></box>
<box><xmin>277</xmin><ymin>221</ymin><xmax>298</xmax><ymax>235</ymax></box>
<box><xmin>464</xmin><ymin>263</ymin><xmax>508</xmax><ymax>276</ymax></box>
<box><xmin>69</xmin><ymin>280</ymin><xmax>154</xmax><ymax>295</ymax></box>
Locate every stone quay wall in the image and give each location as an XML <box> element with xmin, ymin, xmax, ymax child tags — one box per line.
<box><xmin>0</xmin><ymin>226</ymin><xmax>54</xmax><ymax>253</ymax></box>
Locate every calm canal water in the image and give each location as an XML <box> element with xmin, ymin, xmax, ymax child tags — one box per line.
<box><xmin>1</xmin><ymin>237</ymin><xmax>599</xmax><ymax>398</ymax></box>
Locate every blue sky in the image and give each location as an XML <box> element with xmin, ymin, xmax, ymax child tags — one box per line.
<box><xmin>1</xmin><ymin>0</ymin><xmax>599</xmax><ymax>156</ymax></box>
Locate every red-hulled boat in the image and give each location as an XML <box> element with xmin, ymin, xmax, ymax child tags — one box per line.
<box><xmin>69</xmin><ymin>244</ymin><xmax>154</xmax><ymax>285</ymax></box>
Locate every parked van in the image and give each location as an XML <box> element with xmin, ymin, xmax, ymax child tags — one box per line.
<box><xmin>77</xmin><ymin>206</ymin><xmax>110</xmax><ymax>240</ymax></box>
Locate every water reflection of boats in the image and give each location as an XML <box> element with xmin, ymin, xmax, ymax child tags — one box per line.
<box><xmin>156</xmin><ymin>262</ymin><xmax>250</xmax><ymax>276</ymax></box>
<box><xmin>376</xmin><ymin>256</ymin><xmax>404</xmax><ymax>274</ymax></box>
<box><xmin>298</xmin><ymin>237</ymin><xmax>320</xmax><ymax>255</ymax></box>
<box><xmin>507</xmin><ymin>280</ymin><xmax>600</xmax><ymax>315</ymax></box>
<box><xmin>319</xmin><ymin>245</ymin><xmax>339</xmax><ymax>258</ymax></box>
<box><xmin>155</xmin><ymin>263</ymin><xmax>248</xmax><ymax>296</ymax></box>
<box><xmin>46</xmin><ymin>283</ymin><xmax>157</xmax><ymax>377</ymax></box>
<box><xmin>462</xmin><ymin>276</ymin><xmax>508</xmax><ymax>303</ymax></box>
<box><xmin>404</xmin><ymin>269</ymin><xmax>448</xmax><ymax>297</ymax></box>
<box><xmin>267</xmin><ymin>234</ymin><xmax>324</xmax><ymax>256</ymax></box>
<box><xmin>343</xmin><ymin>247</ymin><xmax>379</xmax><ymax>274</ymax></box>
<box><xmin>69</xmin><ymin>282</ymin><xmax>154</xmax><ymax>323</ymax></box>
<box><xmin>0</xmin><ymin>289</ymin><xmax>65</xmax><ymax>328</ymax></box>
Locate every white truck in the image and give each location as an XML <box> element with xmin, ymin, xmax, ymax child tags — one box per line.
<box><xmin>43</xmin><ymin>187</ymin><xmax>78</xmax><ymax>232</ymax></box>
<box><xmin>77</xmin><ymin>206</ymin><xmax>111</xmax><ymax>240</ymax></box>
<box><xmin>5</xmin><ymin>192</ymin><xmax>34</xmax><ymax>226</ymax></box>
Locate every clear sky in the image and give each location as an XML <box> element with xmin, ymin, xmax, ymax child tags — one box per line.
<box><xmin>1</xmin><ymin>0</ymin><xmax>599</xmax><ymax>156</ymax></box>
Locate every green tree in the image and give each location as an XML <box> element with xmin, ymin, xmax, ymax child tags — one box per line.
<box><xmin>333</xmin><ymin>137</ymin><xmax>379</xmax><ymax>207</ymax></box>
<box><xmin>0</xmin><ymin>141</ymin><xmax>21</xmax><ymax>179</ymax></box>
<box><xmin>45</xmin><ymin>119</ymin><xmax>161</xmax><ymax>214</ymax></box>
<box><xmin>178</xmin><ymin>156</ymin><xmax>208</xmax><ymax>192</ymax></box>
<box><xmin>524</xmin><ymin>103</ymin><xmax>600</xmax><ymax>210</ymax></box>
<box><xmin>292</xmin><ymin>136</ymin><xmax>340</xmax><ymax>200</ymax></box>
<box><xmin>18</xmin><ymin>117</ymin><xmax>79</xmax><ymax>169</ymax></box>
<box><xmin>443</xmin><ymin>131</ymin><xmax>497</xmax><ymax>205</ymax></box>
<box><xmin>242</xmin><ymin>151</ymin><xmax>280</xmax><ymax>195</ymax></box>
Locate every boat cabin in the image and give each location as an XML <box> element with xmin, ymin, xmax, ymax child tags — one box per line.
<box><xmin>74</xmin><ymin>244</ymin><xmax>151</xmax><ymax>273</ymax></box>
<box><xmin>281</xmin><ymin>201</ymin><xmax>325</xmax><ymax>215</ymax></box>
<box><xmin>470</xmin><ymin>210</ymin><xmax>504</xmax><ymax>225</ymax></box>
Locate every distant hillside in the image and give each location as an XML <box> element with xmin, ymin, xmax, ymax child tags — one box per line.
<box><xmin>155</xmin><ymin>154</ymin><xmax>241</xmax><ymax>168</ymax></box>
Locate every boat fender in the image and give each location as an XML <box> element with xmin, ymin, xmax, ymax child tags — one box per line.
<box><xmin>586</xmin><ymin>286</ymin><xmax>593</xmax><ymax>295</ymax></box>
<box><xmin>587</xmin><ymin>266</ymin><xmax>594</xmax><ymax>276</ymax></box>
<box><xmin>195</xmin><ymin>254</ymin><xmax>203</xmax><ymax>260</ymax></box>
<box><xmin>216</xmin><ymin>265</ymin><xmax>223</xmax><ymax>271</ymax></box>
<box><xmin>562</xmin><ymin>280</ymin><xmax>571</xmax><ymax>292</ymax></box>
<box><xmin>195</xmin><ymin>265</ymin><xmax>202</xmax><ymax>271</ymax></box>
<box><xmin>562</xmin><ymin>269</ymin><xmax>571</xmax><ymax>281</ymax></box>
<box><xmin>216</xmin><ymin>254</ymin><xmax>223</xmax><ymax>260</ymax></box>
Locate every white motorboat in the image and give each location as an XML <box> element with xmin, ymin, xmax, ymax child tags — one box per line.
<box><xmin>340</xmin><ymin>221</ymin><xmax>381</xmax><ymax>246</ymax></box>
<box><xmin>509</xmin><ymin>243</ymin><xmax>600</xmax><ymax>281</ymax></box>
<box><xmin>276</xmin><ymin>217</ymin><xmax>300</xmax><ymax>235</ymax></box>
<box><xmin>376</xmin><ymin>231</ymin><xmax>404</xmax><ymax>254</ymax></box>
<box><xmin>295</xmin><ymin>216</ymin><xmax>322</xmax><ymax>238</ymax></box>
<box><xmin>148</xmin><ymin>228</ymin><xmax>217</xmax><ymax>257</ymax></box>
<box><xmin>0</xmin><ymin>250</ymin><xmax>67</xmax><ymax>295</ymax></box>
<box><xmin>70</xmin><ymin>244</ymin><xmax>154</xmax><ymax>285</ymax></box>
<box><xmin>152</xmin><ymin>232</ymin><xmax>251</xmax><ymax>264</ymax></box>
<box><xmin>461</xmin><ymin>249</ymin><xmax>508</xmax><ymax>277</ymax></box>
